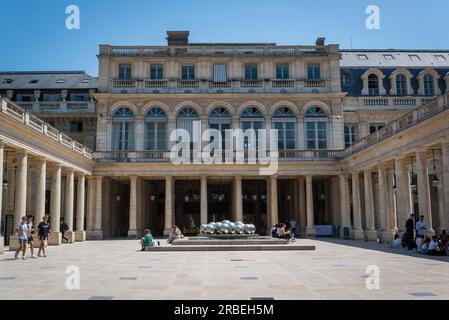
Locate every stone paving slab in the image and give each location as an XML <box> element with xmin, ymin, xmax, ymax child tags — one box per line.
<box><xmin>0</xmin><ymin>238</ymin><xmax>448</xmax><ymax>300</ymax></box>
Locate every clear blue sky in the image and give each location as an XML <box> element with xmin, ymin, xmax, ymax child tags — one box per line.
<box><xmin>0</xmin><ymin>0</ymin><xmax>447</xmax><ymax>76</ymax></box>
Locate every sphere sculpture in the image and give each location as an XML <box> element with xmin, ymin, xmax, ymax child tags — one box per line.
<box><xmin>200</xmin><ymin>220</ymin><xmax>256</xmax><ymax>236</ymax></box>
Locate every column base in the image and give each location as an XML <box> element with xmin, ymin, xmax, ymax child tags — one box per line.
<box><xmin>8</xmin><ymin>236</ymin><xmax>20</xmax><ymax>251</ymax></box>
<box><xmin>75</xmin><ymin>231</ymin><xmax>86</xmax><ymax>242</ymax></box>
<box><xmin>0</xmin><ymin>236</ymin><xmax>3</xmax><ymax>254</ymax></box>
<box><xmin>128</xmin><ymin>230</ymin><xmax>138</xmax><ymax>239</ymax></box>
<box><xmin>62</xmin><ymin>231</ymin><xmax>76</xmax><ymax>244</ymax></box>
<box><xmin>48</xmin><ymin>232</ymin><xmax>62</xmax><ymax>246</ymax></box>
<box><xmin>365</xmin><ymin>230</ymin><xmax>378</xmax><ymax>242</ymax></box>
<box><xmin>86</xmin><ymin>231</ymin><xmax>103</xmax><ymax>240</ymax></box>
<box><xmin>353</xmin><ymin>229</ymin><xmax>365</xmax><ymax>240</ymax></box>
<box><xmin>163</xmin><ymin>229</ymin><xmax>172</xmax><ymax>237</ymax></box>
<box><xmin>340</xmin><ymin>227</ymin><xmax>352</xmax><ymax>240</ymax></box>
<box><xmin>306</xmin><ymin>227</ymin><xmax>316</xmax><ymax>237</ymax></box>
<box><xmin>381</xmin><ymin>231</ymin><xmax>396</xmax><ymax>244</ymax></box>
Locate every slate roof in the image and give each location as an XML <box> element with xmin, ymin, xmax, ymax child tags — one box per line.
<box><xmin>0</xmin><ymin>71</ymin><xmax>98</xmax><ymax>90</ymax></box>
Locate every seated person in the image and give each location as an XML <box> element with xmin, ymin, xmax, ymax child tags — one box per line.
<box><xmin>269</xmin><ymin>224</ymin><xmax>278</xmax><ymax>238</ymax></box>
<box><xmin>141</xmin><ymin>229</ymin><xmax>154</xmax><ymax>251</ymax></box>
<box><xmin>167</xmin><ymin>225</ymin><xmax>183</xmax><ymax>244</ymax></box>
<box><xmin>390</xmin><ymin>234</ymin><xmax>402</xmax><ymax>248</ymax></box>
<box><xmin>428</xmin><ymin>236</ymin><xmax>447</xmax><ymax>256</ymax></box>
<box><xmin>278</xmin><ymin>224</ymin><xmax>292</xmax><ymax>241</ymax></box>
<box><xmin>418</xmin><ymin>237</ymin><xmax>431</xmax><ymax>254</ymax></box>
<box><xmin>401</xmin><ymin>233</ymin><xmax>407</xmax><ymax>248</ymax></box>
<box><xmin>415</xmin><ymin>235</ymin><xmax>424</xmax><ymax>250</ymax></box>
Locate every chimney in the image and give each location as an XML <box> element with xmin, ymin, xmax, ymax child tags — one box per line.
<box><xmin>166</xmin><ymin>31</ymin><xmax>189</xmax><ymax>46</ymax></box>
<box><xmin>315</xmin><ymin>37</ymin><xmax>325</xmax><ymax>46</ymax></box>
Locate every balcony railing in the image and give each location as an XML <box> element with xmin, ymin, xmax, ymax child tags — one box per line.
<box><xmin>177</xmin><ymin>80</ymin><xmax>200</xmax><ymax>89</ymax></box>
<box><xmin>304</xmin><ymin>79</ymin><xmax>326</xmax><ymax>88</ymax></box>
<box><xmin>341</xmin><ymin>93</ymin><xmax>449</xmax><ymax>158</ymax></box>
<box><xmin>272</xmin><ymin>80</ymin><xmax>295</xmax><ymax>88</ymax></box>
<box><xmin>240</xmin><ymin>80</ymin><xmax>264</xmax><ymax>88</ymax></box>
<box><xmin>345</xmin><ymin>96</ymin><xmax>438</xmax><ymax>110</ymax></box>
<box><xmin>12</xmin><ymin>101</ymin><xmax>95</xmax><ymax>113</ymax></box>
<box><xmin>0</xmin><ymin>97</ymin><xmax>93</xmax><ymax>159</ymax></box>
<box><xmin>144</xmin><ymin>80</ymin><xmax>168</xmax><ymax>89</ymax></box>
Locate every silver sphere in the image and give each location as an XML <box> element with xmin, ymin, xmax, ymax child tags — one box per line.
<box><xmin>235</xmin><ymin>221</ymin><xmax>243</xmax><ymax>226</ymax></box>
<box><xmin>234</xmin><ymin>224</ymin><xmax>244</xmax><ymax>234</ymax></box>
<box><xmin>205</xmin><ymin>224</ymin><xmax>216</xmax><ymax>234</ymax></box>
<box><xmin>248</xmin><ymin>224</ymin><xmax>256</xmax><ymax>234</ymax></box>
<box><xmin>219</xmin><ymin>223</ymin><xmax>231</xmax><ymax>234</ymax></box>
<box><xmin>200</xmin><ymin>224</ymin><xmax>208</xmax><ymax>234</ymax></box>
<box><xmin>222</xmin><ymin>220</ymin><xmax>231</xmax><ymax>225</ymax></box>
<box><xmin>215</xmin><ymin>222</ymin><xmax>223</xmax><ymax>234</ymax></box>
<box><xmin>243</xmin><ymin>224</ymin><xmax>252</xmax><ymax>234</ymax></box>
<box><xmin>228</xmin><ymin>222</ymin><xmax>236</xmax><ymax>234</ymax></box>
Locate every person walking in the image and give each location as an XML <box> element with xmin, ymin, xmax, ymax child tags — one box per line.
<box><xmin>26</xmin><ymin>215</ymin><xmax>37</xmax><ymax>258</ymax></box>
<box><xmin>37</xmin><ymin>216</ymin><xmax>53</xmax><ymax>257</ymax></box>
<box><xmin>60</xmin><ymin>218</ymin><xmax>69</xmax><ymax>243</ymax></box>
<box><xmin>405</xmin><ymin>214</ymin><xmax>416</xmax><ymax>251</ymax></box>
<box><xmin>14</xmin><ymin>216</ymin><xmax>31</xmax><ymax>260</ymax></box>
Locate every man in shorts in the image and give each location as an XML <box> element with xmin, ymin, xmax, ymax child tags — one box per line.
<box><xmin>37</xmin><ymin>215</ymin><xmax>53</xmax><ymax>258</ymax></box>
<box><xmin>14</xmin><ymin>216</ymin><xmax>31</xmax><ymax>260</ymax></box>
<box><xmin>27</xmin><ymin>215</ymin><xmax>37</xmax><ymax>258</ymax></box>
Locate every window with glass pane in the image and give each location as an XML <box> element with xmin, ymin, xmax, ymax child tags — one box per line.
<box><xmin>244</xmin><ymin>64</ymin><xmax>258</xmax><ymax>80</ymax></box>
<box><xmin>344</xmin><ymin>125</ymin><xmax>358</xmax><ymax>147</ymax></box>
<box><xmin>43</xmin><ymin>93</ymin><xmax>62</xmax><ymax>102</ymax></box>
<box><xmin>150</xmin><ymin>64</ymin><xmax>164</xmax><ymax>80</ymax></box>
<box><xmin>70</xmin><ymin>121</ymin><xmax>83</xmax><ymax>133</ymax></box>
<box><xmin>368</xmin><ymin>74</ymin><xmax>379</xmax><ymax>96</ymax></box>
<box><xmin>304</xmin><ymin>106</ymin><xmax>327</xmax><ymax>150</ymax></box>
<box><xmin>112</xmin><ymin>107</ymin><xmax>134</xmax><ymax>151</ymax></box>
<box><xmin>341</xmin><ymin>73</ymin><xmax>351</xmax><ymax>87</ymax></box>
<box><xmin>209</xmin><ymin>107</ymin><xmax>230</xmax><ymax>150</ymax></box>
<box><xmin>213</xmin><ymin>64</ymin><xmax>227</xmax><ymax>82</ymax></box>
<box><xmin>396</xmin><ymin>74</ymin><xmax>407</xmax><ymax>95</ymax></box>
<box><xmin>118</xmin><ymin>64</ymin><xmax>132</xmax><ymax>80</ymax></box>
<box><xmin>181</xmin><ymin>65</ymin><xmax>195</xmax><ymax>80</ymax></box>
<box><xmin>307</xmin><ymin>64</ymin><xmax>321</xmax><ymax>80</ymax></box>
<box><xmin>70</xmin><ymin>93</ymin><xmax>89</xmax><ymax>101</ymax></box>
<box><xmin>145</xmin><ymin>122</ymin><xmax>166</xmax><ymax>151</ymax></box>
<box><xmin>274</xmin><ymin>122</ymin><xmax>295</xmax><ymax>150</ymax></box>
<box><xmin>423</xmin><ymin>74</ymin><xmax>435</xmax><ymax>96</ymax></box>
<box><xmin>242</xmin><ymin>121</ymin><xmax>262</xmax><ymax>149</ymax></box>
<box><xmin>276</xmin><ymin>64</ymin><xmax>289</xmax><ymax>79</ymax></box>
<box><xmin>369</xmin><ymin>123</ymin><xmax>385</xmax><ymax>134</ymax></box>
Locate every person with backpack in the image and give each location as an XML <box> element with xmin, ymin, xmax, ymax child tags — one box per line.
<box><xmin>60</xmin><ymin>217</ymin><xmax>69</xmax><ymax>243</ymax></box>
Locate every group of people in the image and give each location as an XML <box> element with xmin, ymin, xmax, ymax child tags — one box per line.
<box><xmin>390</xmin><ymin>214</ymin><xmax>448</xmax><ymax>256</ymax></box>
<box><xmin>269</xmin><ymin>218</ymin><xmax>297</xmax><ymax>242</ymax></box>
<box><xmin>140</xmin><ymin>225</ymin><xmax>183</xmax><ymax>251</ymax></box>
<box><xmin>14</xmin><ymin>215</ymin><xmax>53</xmax><ymax>260</ymax></box>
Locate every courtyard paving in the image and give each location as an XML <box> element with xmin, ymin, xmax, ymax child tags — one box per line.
<box><xmin>0</xmin><ymin>238</ymin><xmax>448</xmax><ymax>300</ymax></box>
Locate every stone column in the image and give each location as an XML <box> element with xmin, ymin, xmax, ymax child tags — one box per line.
<box><xmin>234</xmin><ymin>176</ymin><xmax>243</xmax><ymax>222</ymax></box>
<box><xmin>0</xmin><ymin>142</ymin><xmax>4</xmax><ymax>254</ymax></box>
<box><xmin>48</xmin><ymin>164</ymin><xmax>62</xmax><ymax>245</ymax></box>
<box><xmin>164</xmin><ymin>176</ymin><xmax>173</xmax><ymax>236</ymax></box>
<box><xmin>75</xmin><ymin>173</ymin><xmax>86</xmax><ymax>242</ymax></box>
<box><xmin>93</xmin><ymin>176</ymin><xmax>103</xmax><ymax>239</ymax></box>
<box><xmin>86</xmin><ymin>176</ymin><xmax>95</xmax><ymax>236</ymax></box>
<box><xmin>395</xmin><ymin>157</ymin><xmax>411</xmax><ymax>232</ymax></box>
<box><xmin>442</xmin><ymin>142</ymin><xmax>449</xmax><ymax>231</ymax></box>
<box><xmin>351</xmin><ymin>172</ymin><xmax>364</xmax><ymax>240</ymax></box>
<box><xmin>416</xmin><ymin>150</ymin><xmax>434</xmax><ymax>235</ymax></box>
<box><xmin>270</xmin><ymin>176</ymin><xmax>278</xmax><ymax>225</ymax></box>
<box><xmin>200</xmin><ymin>176</ymin><xmax>208</xmax><ymax>225</ymax></box>
<box><xmin>35</xmin><ymin>159</ymin><xmax>46</xmax><ymax>224</ymax></box>
<box><xmin>128</xmin><ymin>175</ymin><xmax>138</xmax><ymax>238</ymax></box>
<box><xmin>14</xmin><ymin>151</ymin><xmax>27</xmax><ymax>222</ymax></box>
<box><xmin>7</xmin><ymin>162</ymin><xmax>15</xmax><ymax>219</ymax></box>
<box><xmin>364</xmin><ymin>168</ymin><xmax>377</xmax><ymax>241</ymax></box>
<box><xmin>305</xmin><ymin>175</ymin><xmax>315</xmax><ymax>236</ymax></box>
<box><xmin>378</xmin><ymin>164</ymin><xmax>394</xmax><ymax>243</ymax></box>
<box><xmin>64</xmin><ymin>169</ymin><xmax>75</xmax><ymax>243</ymax></box>
<box><xmin>298</xmin><ymin>176</ymin><xmax>306</xmax><ymax>237</ymax></box>
<box><xmin>387</xmin><ymin>168</ymin><xmax>398</xmax><ymax>232</ymax></box>
<box><xmin>339</xmin><ymin>174</ymin><xmax>351</xmax><ymax>239</ymax></box>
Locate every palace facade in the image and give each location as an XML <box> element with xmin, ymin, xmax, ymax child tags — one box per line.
<box><xmin>1</xmin><ymin>32</ymin><xmax>449</xmax><ymax>251</ymax></box>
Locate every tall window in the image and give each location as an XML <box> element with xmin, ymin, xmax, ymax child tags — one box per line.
<box><xmin>423</xmin><ymin>74</ymin><xmax>435</xmax><ymax>96</ymax></box>
<box><xmin>43</xmin><ymin>93</ymin><xmax>62</xmax><ymax>102</ymax></box>
<box><xmin>344</xmin><ymin>124</ymin><xmax>358</xmax><ymax>148</ymax></box>
<box><xmin>181</xmin><ymin>65</ymin><xmax>195</xmax><ymax>80</ymax></box>
<box><xmin>150</xmin><ymin>64</ymin><xmax>164</xmax><ymax>80</ymax></box>
<box><xmin>369</xmin><ymin>123</ymin><xmax>385</xmax><ymax>134</ymax></box>
<box><xmin>244</xmin><ymin>64</ymin><xmax>258</xmax><ymax>80</ymax></box>
<box><xmin>276</xmin><ymin>64</ymin><xmax>289</xmax><ymax>80</ymax></box>
<box><xmin>273</xmin><ymin>107</ymin><xmax>296</xmax><ymax>150</ymax></box>
<box><xmin>213</xmin><ymin>64</ymin><xmax>227</xmax><ymax>82</ymax></box>
<box><xmin>307</xmin><ymin>64</ymin><xmax>321</xmax><ymax>80</ymax></box>
<box><xmin>241</xmin><ymin>107</ymin><xmax>263</xmax><ymax>149</ymax></box>
<box><xmin>396</xmin><ymin>74</ymin><xmax>407</xmax><ymax>95</ymax></box>
<box><xmin>118</xmin><ymin>64</ymin><xmax>132</xmax><ymax>80</ymax></box>
<box><xmin>177</xmin><ymin>107</ymin><xmax>198</xmax><ymax>145</ymax></box>
<box><xmin>304</xmin><ymin>106</ymin><xmax>328</xmax><ymax>150</ymax></box>
<box><xmin>112</xmin><ymin>107</ymin><xmax>134</xmax><ymax>151</ymax></box>
<box><xmin>209</xmin><ymin>107</ymin><xmax>231</xmax><ymax>150</ymax></box>
<box><xmin>145</xmin><ymin>107</ymin><xmax>166</xmax><ymax>151</ymax></box>
<box><xmin>368</xmin><ymin>74</ymin><xmax>379</xmax><ymax>96</ymax></box>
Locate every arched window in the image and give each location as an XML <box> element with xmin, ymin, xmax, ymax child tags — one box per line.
<box><xmin>209</xmin><ymin>107</ymin><xmax>231</xmax><ymax>150</ymax></box>
<box><xmin>368</xmin><ymin>74</ymin><xmax>379</xmax><ymax>96</ymax></box>
<box><xmin>176</xmin><ymin>107</ymin><xmax>198</xmax><ymax>143</ymax></box>
<box><xmin>396</xmin><ymin>74</ymin><xmax>407</xmax><ymax>96</ymax></box>
<box><xmin>241</xmin><ymin>106</ymin><xmax>264</xmax><ymax>149</ymax></box>
<box><xmin>144</xmin><ymin>107</ymin><xmax>166</xmax><ymax>151</ymax></box>
<box><xmin>112</xmin><ymin>107</ymin><xmax>135</xmax><ymax>151</ymax></box>
<box><xmin>423</xmin><ymin>74</ymin><xmax>435</xmax><ymax>96</ymax></box>
<box><xmin>273</xmin><ymin>107</ymin><xmax>296</xmax><ymax>150</ymax></box>
<box><xmin>304</xmin><ymin>106</ymin><xmax>328</xmax><ymax>150</ymax></box>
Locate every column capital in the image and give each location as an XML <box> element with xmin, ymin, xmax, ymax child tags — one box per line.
<box><xmin>95</xmin><ymin>175</ymin><xmax>103</xmax><ymax>181</ymax></box>
<box><xmin>76</xmin><ymin>172</ymin><xmax>86</xmax><ymax>178</ymax></box>
<box><xmin>130</xmin><ymin>175</ymin><xmax>138</xmax><ymax>182</ymax></box>
<box><xmin>16</xmin><ymin>149</ymin><xmax>28</xmax><ymax>157</ymax></box>
<box><xmin>0</xmin><ymin>140</ymin><xmax>4</xmax><ymax>149</ymax></box>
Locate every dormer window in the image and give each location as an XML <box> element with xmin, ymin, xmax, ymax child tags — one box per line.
<box><xmin>56</xmin><ymin>79</ymin><xmax>65</xmax><ymax>84</ymax></box>
<box><xmin>409</xmin><ymin>55</ymin><xmax>421</xmax><ymax>61</ymax></box>
<box><xmin>29</xmin><ymin>79</ymin><xmax>39</xmax><ymax>84</ymax></box>
<box><xmin>383</xmin><ymin>54</ymin><xmax>395</xmax><ymax>60</ymax></box>
<box><xmin>357</xmin><ymin>54</ymin><xmax>369</xmax><ymax>60</ymax></box>
<box><xmin>81</xmin><ymin>79</ymin><xmax>91</xmax><ymax>83</ymax></box>
<box><xmin>2</xmin><ymin>78</ymin><xmax>13</xmax><ymax>84</ymax></box>
<box><xmin>435</xmin><ymin>55</ymin><xmax>447</xmax><ymax>61</ymax></box>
